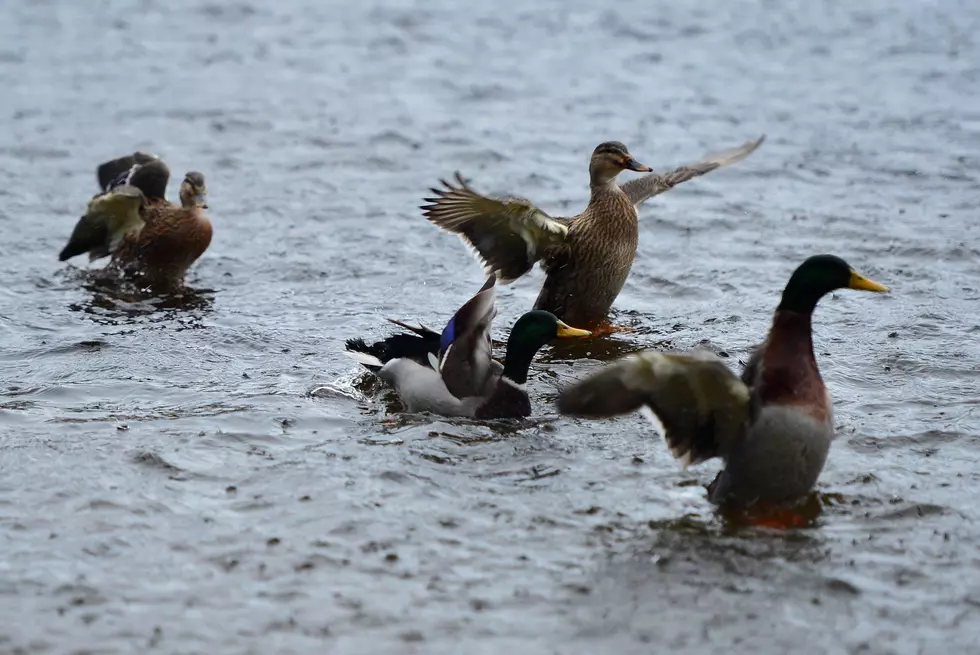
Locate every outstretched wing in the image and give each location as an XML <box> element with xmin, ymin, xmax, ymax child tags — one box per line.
<box><xmin>420</xmin><ymin>172</ymin><xmax>569</xmax><ymax>283</ymax></box>
<box><xmin>557</xmin><ymin>351</ymin><xmax>751</xmax><ymax>467</ymax></box>
<box><xmin>620</xmin><ymin>135</ymin><xmax>765</xmax><ymax>207</ymax></box>
<box><xmin>59</xmin><ymin>185</ymin><xmax>145</xmax><ymax>262</ymax></box>
<box><xmin>438</xmin><ymin>277</ymin><xmax>499</xmax><ymax>399</ymax></box>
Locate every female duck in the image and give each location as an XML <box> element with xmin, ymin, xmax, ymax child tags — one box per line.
<box><xmin>346</xmin><ymin>278</ymin><xmax>590</xmax><ymax>419</ymax></box>
<box><xmin>420</xmin><ymin>136</ymin><xmax>764</xmax><ymax>330</ymax></box>
<box><xmin>558</xmin><ymin>255</ymin><xmax>888</xmax><ymax>508</ymax></box>
<box><xmin>60</xmin><ymin>153</ymin><xmax>212</xmax><ymax>292</ymax></box>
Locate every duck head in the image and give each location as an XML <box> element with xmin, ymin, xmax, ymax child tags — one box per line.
<box><xmin>502</xmin><ymin>311</ymin><xmax>591</xmax><ymax>384</ymax></box>
<box><xmin>777</xmin><ymin>254</ymin><xmax>889</xmax><ymax>314</ymax></box>
<box><xmin>126</xmin><ymin>159</ymin><xmax>171</xmax><ymax>201</ymax></box>
<box><xmin>588</xmin><ymin>141</ymin><xmax>652</xmax><ymax>186</ymax></box>
<box><xmin>179</xmin><ymin>171</ymin><xmax>208</xmax><ymax>209</ymax></box>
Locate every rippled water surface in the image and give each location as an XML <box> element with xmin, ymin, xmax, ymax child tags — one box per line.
<box><xmin>2</xmin><ymin>0</ymin><xmax>980</xmax><ymax>652</ymax></box>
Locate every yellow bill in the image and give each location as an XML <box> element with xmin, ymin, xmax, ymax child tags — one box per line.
<box><xmin>556</xmin><ymin>321</ymin><xmax>591</xmax><ymax>338</ymax></box>
<box><xmin>848</xmin><ymin>269</ymin><xmax>889</xmax><ymax>293</ymax></box>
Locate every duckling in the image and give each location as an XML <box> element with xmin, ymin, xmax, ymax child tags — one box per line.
<box><xmin>420</xmin><ymin>136</ymin><xmax>764</xmax><ymax>330</ymax></box>
<box><xmin>346</xmin><ymin>278</ymin><xmax>590</xmax><ymax>419</ymax></box>
<box><xmin>557</xmin><ymin>255</ymin><xmax>888</xmax><ymax>508</ymax></box>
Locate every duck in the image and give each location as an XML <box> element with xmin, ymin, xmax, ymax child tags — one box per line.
<box><xmin>420</xmin><ymin>135</ymin><xmax>765</xmax><ymax>331</ymax></box>
<box><xmin>345</xmin><ymin>277</ymin><xmax>591</xmax><ymax>419</ymax></box>
<box><xmin>60</xmin><ymin>152</ymin><xmax>212</xmax><ymax>292</ymax></box>
<box><xmin>557</xmin><ymin>254</ymin><xmax>889</xmax><ymax>509</ymax></box>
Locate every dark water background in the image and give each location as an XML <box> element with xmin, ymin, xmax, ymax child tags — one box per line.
<box><xmin>2</xmin><ymin>0</ymin><xmax>980</xmax><ymax>653</ymax></box>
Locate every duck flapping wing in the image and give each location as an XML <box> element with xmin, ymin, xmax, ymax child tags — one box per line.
<box><xmin>421</xmin><ymin>173</ymin><xmax>569</xmax><ymax>283</ymax></box>
<box><xmin>619</xmin><ymin>135</ymin><xmax>766</xmax><ymax>207</ymax></box>
<box><xmin>59</xmin><ymin>184</ymin><xmax>145</xmax><ymax>262</ymax></box>
<box><xmin>437</xmin><ymin>276</ymin><xmax>500</xmax><ymax>399</ymax></box>
<box><xmin>557</xmin><ymin>350</ymin><xmax>751</xmax><ymax>467</ymax></box>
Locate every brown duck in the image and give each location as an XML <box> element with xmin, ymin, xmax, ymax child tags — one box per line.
<box><xmin>60</xmin><ymin>153</ymin><xmax>212</xmax><ymax>292</ymax></box>
<box><xmin>420</xmin><ymin>136</ymin><xmax>764</xmax><ymax>331</ymax></box>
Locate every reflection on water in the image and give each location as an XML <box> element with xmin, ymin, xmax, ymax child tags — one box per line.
<box><xmin>64</xmin><ymin>266</ymin><xmax>215</xmax><ymax>326</ymax></box>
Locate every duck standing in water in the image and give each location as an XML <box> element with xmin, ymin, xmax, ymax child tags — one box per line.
<box><xmin>59</xmin><ymin>152</ymin><xmax>212</xmax><ymax>293</ymax></box>
<box><xmin>346</xmin><ymin>278</ymin><xmax>590</xmax><ymax>419</ymax></box>
<box><xmin>420</xmin><ymin>136</ymin><xmax>764</xmax><ymax>331</ymax></box>
<box><xmin>557</xmin><ymin>255</ymin><xmax>888</xmax><ymax>509</ymax></box>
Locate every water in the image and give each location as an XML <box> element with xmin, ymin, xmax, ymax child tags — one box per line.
<box><xmin>1</xmin><ymin>0</ymin><xmax>979</xmax><ymax>652</ymax></box>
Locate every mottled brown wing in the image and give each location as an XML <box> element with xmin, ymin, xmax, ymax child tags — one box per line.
<box><xmin>420</xmin><ymin>172</ymin><xmax>569</xmax><ymax>283</ymax></box>
<box><xmin>620</xmin><ymin>135</ymin><xmax>765</xmax><ymax>207</ymax></box>
<box><xmin>557</xmin><ymin>351</ymin><xmax>751</xmax><ymax>466</ymax></box>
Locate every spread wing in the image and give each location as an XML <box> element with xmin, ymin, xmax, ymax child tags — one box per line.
<box><xmin>620</xmin><ymin>135</ymin><xmax>765</xmax><ymax>207</ymax></box>
<box><xmin>59</xmin><ymin>185</ymin><xmax>145</xmax><ymax>262</ymax></box>
<box><xmin>420</xmin><ymin>172</ymin><xmax>569</xmax><ymax>283</ymax></box>
<box><xmin>557</xmin><ymin>351</ymin><xmax>751</xmax><ymax>467</ymax></box>
<box><xmin>438</xmin><ymin>277</ymin><xmax>499</xmax><ymax>399</ymax></box>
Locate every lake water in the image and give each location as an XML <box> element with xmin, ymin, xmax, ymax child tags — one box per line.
<box><xmin>1</xmin><ymin>0</ymin><xmax>979</xmax><ymax>653</ymax></box>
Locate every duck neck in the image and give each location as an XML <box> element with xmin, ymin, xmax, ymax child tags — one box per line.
<box><xmin>501</xmin><ymin>335</ymin><xmax>542</xmax><ymax>386</ymax></box>
<box><xmin>589</xmin><ymin>175</ymin><xmax>620</xmax><ymax>195</ymax></box>
<box><xmin>766</xmin><ymin>310</ymin><xmax>816</xmax><ymax>366</ymax></box>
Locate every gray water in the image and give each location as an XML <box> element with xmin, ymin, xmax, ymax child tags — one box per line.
<box><xmin>2</xmin><ymin>0</ymin><xmax>980</xmax><ymax>653</ymax></box>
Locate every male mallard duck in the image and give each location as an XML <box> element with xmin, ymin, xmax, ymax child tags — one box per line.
<box><xmin>60</xmin><ymin>153</ymin><xmax>212</xmax><ymax>292</ymax></box>
<box><xmin>557</xmin><ymin>255</ymin><xmax>888</xmax><ymax>508</ymax></box>
<box><xmin>346</xmin><ymin>278</ymin><xmax>590</xmax><ymax>419</ymax></box>
<box><xmin>420</xmin><ymin>136</ymin><xmax>765</xmax><ymax>330</ymax></box>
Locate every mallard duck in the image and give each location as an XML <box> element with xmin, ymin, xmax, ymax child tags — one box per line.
<box><xmin>420</xmin><ymin>136</ymin><xmax>765</xmax><ymax>330</ymax></box>
<box><xmin>60</xmin><ymin>153</ymin><xmax>212</xmax><ymax>292</ymax></box>
<box><xmin>346</xmin><ymin>278</ymin><xmax>591</xmax><ymax>419</ymax></box>
<box><xmin>557</xmin><ymin>255</ymin><xmax>888</xmax><ymax>508</ymax></box>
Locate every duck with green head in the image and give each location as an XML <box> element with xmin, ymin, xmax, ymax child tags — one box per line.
<box><xmin>59</xmin><ymin>152</ymin><xmax>212</xmax><ymax>292</ymax></box>
<box><xmin>558</xmin><ymin>255</ymin><xmax>889</xmax><ymax>508</ymax></box>
<box><xmin>420</xmin><ymin>135</ymin><xmax>764</xmax><ymax>331</ymax></box>
<box><xmin>346</xmin><ymin>278</ymin><xmax>590</xmax><ymax>419</ymax></box>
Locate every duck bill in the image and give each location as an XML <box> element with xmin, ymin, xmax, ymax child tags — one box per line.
<box><xmin>848</xmin><ymin>270</ymin><xmax>888</xmax><ymax>292</ymax></box>
<box><xmin>195</xmin><ymin>194</ymin><xmax>209</xmax><ymax>209</ymax></box>
<box><xmin>624</xmin><ymin>157</ymin><xmax>652</xmax><ymax>172</ymax></box>
<box><xmin>555</xmin><ymin>321</ymin><xmax>591</xmax><ymax>338</ymax></box>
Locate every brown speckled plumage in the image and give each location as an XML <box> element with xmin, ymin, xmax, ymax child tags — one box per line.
<box><xmin>421</xmin><ymin>136</ymin><xmax>765</xmax><ymax>329</ymax></box>
<box><xmin>109</xmin><ymin>178</ymin><xmax>212</xmax><ymax>292</ymax></box>
<box><xmin>533</xmin><ymin>182</ymin><xmax>639</xmax><ymax>327</ymax></box>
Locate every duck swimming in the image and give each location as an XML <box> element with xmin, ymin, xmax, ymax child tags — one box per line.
<box><xmin>346</xmin><ymin>278</ymin><xmax>590</xmax><ymax>419</ymax></box>
<box><xmin>420</xmin><ymin>136</ymin><xmax>764</xmax><ymax>331</ymax></box>
<box><xmin>557</xmin><ymin>254</ymin><xmax>888</xmax><ymax>508</ymax></box>
<box><xmin>59</xmin><ymin>152</ymin><xmax>212</xmax><ymax>292</ymax></box>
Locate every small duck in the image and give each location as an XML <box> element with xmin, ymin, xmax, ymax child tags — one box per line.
<box><xmin>60</xmin><ymin>153</ymin><xmax>212</xmax><ymax>292</ymax></box>
<box><xmin>420</xmin><ymin>136</ymin><xmax>764</xmax><ymax>330</ymax></box>
<box><xmin>557</xmin><ymin>255</ymin><xmax>888</xmax><ymax>509</ymax></box>
<box><xmin>346</xmin><ymin>278</ymin><xmax>591</xmax><ymax>419</ymax></box>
